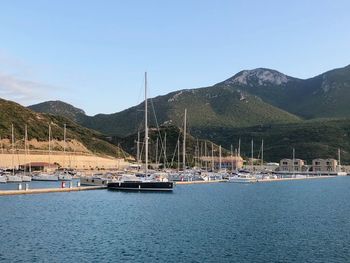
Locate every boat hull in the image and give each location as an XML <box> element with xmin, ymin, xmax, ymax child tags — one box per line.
<box><xmin>107</xmin><ymin>181</ymin><xmax>174</xmax><ymax>191</ymax></box>
<box><xmin>228</xmin><ymin>178</ymin><xmax>257</xmax><ymax>183</ymax></box>
<box><xmin>32</xmin><ymin>175</ymin><xmax>58</xmax><ymax>181</ymax></box>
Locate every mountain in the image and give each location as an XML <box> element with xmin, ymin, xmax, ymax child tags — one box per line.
<box><xmin>0</xmin><ymin>98</ymin><xmax>126</xmax><ymax>158</ymax></box>
<box><xmin>218</xmin><ymin>65</ymin><xmax>350</xmax><ymax>119</ymax></box>
<box><xmin>29</xmin><ymin>81</ymin><xmax>301</xmax><ymax>137</ymax></box>
<box><xmin>28</xmin><ymin>100</ymin><xmax>87</xmax><ymax>123</ymax></box>
<box><xmin>27</xmin><ymin>64</ymin><xmax>350</xmax><ymax>163</ymax></box>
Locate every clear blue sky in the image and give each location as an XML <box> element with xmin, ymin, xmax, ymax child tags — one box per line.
<box><xmin>0</xmin><ymin>0</ymin><xmax>349</xmax><ymax>115</ymax></box>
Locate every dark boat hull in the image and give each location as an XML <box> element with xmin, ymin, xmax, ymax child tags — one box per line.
<box><xmin>107</xmin><ymin>181</ymin><xmax>174</xmax><ymax>191</ymax></box>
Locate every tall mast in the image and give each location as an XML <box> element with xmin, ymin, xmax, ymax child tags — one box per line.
<box><xmin>11</xmin><ymin>124</ymin><xmax>14</xmax><ymax>176</ymax></box>
<box><xmin>338</xmin><ymin>148</ymin><xmax>341</xmax><ymax>168</ymax></box>
<box><xmin>219</xmin><ymin>145</ymin><xmax>222</xmax><ymax>172</ymax></box>
<box><xmin>163</xmin><ymin>132</ymin><xmax>167</xmax><ymax>169</ymax></box>
<box><xmin>292</xmin><ymin>147</ymin><xmax>295</xmax><ymax>174</ymax></box>
<box><xmin>251</xmin><ymin>139</ymin><xmax>254</xmax><ymax>169</ymax></box>
<box><xmin>49</xmin><ymin>124</ymin><xmax>51</xmax><ymax>168</ymax></box>
<box><xmin>137</xmin><ymin>130</ymin><xmax>140</xmax><ymax>166</ymax></box>
<box><xmin>182</xmin><ymin>108</ymin><xmax>187</xmax><ymax>171</ymax></box>
<box><xmin>144</xmin><ymin>72</ymin><xmax>148</xmax><ymax>176</ymax></box>
<box><xmin>211</xmin><ymin>142</ymin><xmax>214</xmax><ymax>171</ymax></box>
<box><xmin>235</xmin><ymin>148</ymin><xmax>238</xmax><ymax>172</ymax></box>
<box><xmin>261</xmin><ymin>139</ymin><xmax>264</xmax><ymax>169</ymax></box>
<box><xmin>238</xmin><ymin>138</ymin><xmax>241</xmax><ymax>157</ymax></box>
<box><xmin>231</xmin><ymin>144</ymin><xmax>233</xmax><ymax>173</ymax></box>
<box><xmin>24</xmin><ymin>124</ymin><xmax>28</xmax><ymax>175</ymax></box>
<box><xmin>204</xmin><ymin>141</ymin><xmax>207</xmax><ymax>171</ymax></box>
<box><xmin>155</xmin><ymin>136</ymin><xmax>158</xmax><ymax>166</ymax></box>
<box><xmin>177</xmin><ymin>139</ymin><xmax>180</xmax><ymax>172</ymax></box>
<box><xmin>63</xmin><ymin>124</ymin><xmax>66</xmax><ymax>169</ymax></box>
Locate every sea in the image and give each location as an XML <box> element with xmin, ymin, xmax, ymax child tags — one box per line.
<box><xmin>0</xmin><ymin>177</ymin><xmax>349</xmax><ymax>262</ymax></box>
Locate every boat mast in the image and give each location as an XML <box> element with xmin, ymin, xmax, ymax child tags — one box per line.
<box><xmin>204</xmin><ymin>141</ymin><xmax>207</xmax><ymax>172</ymax></box>
<box><xmin>231</xmin><ymin>144</ymin><xmax>233</xmax><ymax>173</ymax></box>
<box><xmin>24</xmin><ymin>124</ymin><xmax>28</xmax><ymax>175</ymax></box>
<box><xmin>163</xmin><ymin>132</ymin><xmax>167</xmax><ymax>169</ymax></box>
<box><xmin>155</xmin><ymin>136</ymin><xmax>158</xmax><ymax>166</ymax></box>
<box><xmin>211</xmin><ymin>142</ymin><xmax>214</xmax><ymax>171</ymax></box>
<box><xmin>182</xmin><ymin>108</ymin><xmax>187</xmax><ymax>171</ymax></box>
<box><xmin>292</xmin><ymin>147</ymin><xmax>295</xmax><ymax>176</ymax></box>
<box><xmin>49</xmin><ymin>124</ymin><xmax>51</xmax><ymax>169</ymax></box>
<box><xmin>261</xmin><ymin>139</ymin><xmax>264</xmax><ymax>170</ymax></box>
<box><xmin>11</xmin><ymin>124</ymin><xmax>14</xmax><ymax>176</ymax></box>
<box><xmin>219</xmin><ymin>145</ymin><xmax>222</xmax><ymax>172</ymax></box>
<box><xmin>238</xmin><ymin>138</ymin><xmax>241</xmax><ymax>158</ymax></box>
<box><xmin>251</xmin><ymin>139</ymin><xmax>254</xmax><ymax>170</ymax></box>
<box><xmin>63</xmin><ymin>124</ymin><xmax>66</xmax><ymax>169</ymax></box>
<box><xmin>137</xmin><ymin>130</ymin><xmax>140</xmax><ymax>166</ymax></box>
<box><xmin>338</xmin><ymin>148</ymin><xmax>341</xmax><ymax>172</ymax></box>
<box><xmin>177</xmin><ymin>139</ymin><xmax>180</xmax><ymax>172</ymax></box>
<box><xmin>144</xmin><ymin>72</ymin><xmax>148</xmax><ymax>176</ymax></box>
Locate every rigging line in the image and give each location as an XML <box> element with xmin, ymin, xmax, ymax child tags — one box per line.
<box><xmin>149</xmin><ymin>97</ymin><xmax>168</xmax><ymax>166</ymax></box>
<box><xmin>170</xmin><ymin>134</ymin><xmax>181</xmax><ymax>166</ymax></box>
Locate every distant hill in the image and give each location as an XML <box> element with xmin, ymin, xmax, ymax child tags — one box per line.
<box><xmin>28</xmin><ymin>100</ymin><xmax>87</xmax><ymax>123</ymax></box>
<box><xmin>0</xmin><ymin>98</ymin><xmax>127</xmax><ymax>158</ymax></box>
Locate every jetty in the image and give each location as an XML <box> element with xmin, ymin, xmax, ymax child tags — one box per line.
<box><xmin>176</xmin><ymin>179</ymin><xmax>226</xmax><ymax>185</ymax></box>
<box><xmin>0</xmin><ymin>186</ymin><xmax>107</xmax><ymax>196</ymax></box>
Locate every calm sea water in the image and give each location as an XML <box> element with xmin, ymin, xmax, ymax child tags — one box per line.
<box><xmin>1</xmin><ymin>178</ymin><xmax>350</xmax><ymax>262</ymax></box>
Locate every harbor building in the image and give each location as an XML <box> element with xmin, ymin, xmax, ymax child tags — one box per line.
<box><xmin>279</xmin><ymin>158</ymin><xmax>306</xmax><ymax>172</ymax></box>
<box><xmin>199</xmin><ymin>156</ymin><xmax>244</xmax><ymax>171</ymax></box>
<box><xmin>312</xmin><ymin>159</ymin><xmax>338</xmax><ymax>172</ymax></box>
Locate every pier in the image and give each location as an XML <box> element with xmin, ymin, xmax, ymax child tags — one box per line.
<box><xmin>0</xmin><ymin>186</ymin><xmax>107</xmax><ymax>196</ymax></box>
<box><xmin>176</xmin><ymin>180</ymin><xmax>226</xmax><ymax>185</ymax></box>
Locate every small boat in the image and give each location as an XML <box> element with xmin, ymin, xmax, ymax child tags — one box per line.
<box><xmin>32</xmin><ymin>173</ymin><xmax>58</xmax><ymax>181</ymax></box>
<box><xmin>20</xmin><ymin>174</ymin><xmax>32</xmax><ymax>182</ymax></box>
<box><xmin>56</xmin><ymin>171</ymin><xmax>72</xmax><ymax>181</ymax></box>
<box><xmin>228</xmin><ymin>172</ymin><xmax>257</xmax><ymax>183</ymax></box>
<box><xmin>6</xmin><ymin>175</ymin><xmax>22</xmax><ymax>183</ymax></box>
<box><xmin>80</xmin><ymin>174</ymin><xmax>111</xmax><ymax>186</ymax></box>
<box><xmin>0</xmin><ymin>176</ymin><xmax>6</xmax><ymax>183</ymax></box>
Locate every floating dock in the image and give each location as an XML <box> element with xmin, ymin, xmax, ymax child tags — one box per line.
<box><xmin>257</xmin><ymin>175</ymin><xmax>336</xmax><ymax>183</ymax></box>
<box><xmin>176</xmin><ymin>180</ymin><xmax>226</xmax><ymax>185</ymax></box>
<box><xmin>0</xmin><ymin>186</ymin><xmax>107</xmax><ymax>196</ymax></box>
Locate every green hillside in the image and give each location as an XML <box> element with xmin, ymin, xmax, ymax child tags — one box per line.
<box><xmin>0</xmin><ymin>98</ymin><xmax>127</xmax><ymax>158</ymax></box>
<box><xmin>191</xmin><ymin>119</ymin><xmax>350</xmax><ymax>163</ymax></box>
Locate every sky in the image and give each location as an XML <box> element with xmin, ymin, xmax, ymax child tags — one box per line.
<box><xmin>0</xmin><ymin>0</ymin><xmax>349</xmax><ymax>115</ymax></box>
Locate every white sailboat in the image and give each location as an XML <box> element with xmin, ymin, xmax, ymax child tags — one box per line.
<box><xmin>6</xmin><ymin>124</ymin><xmax>22</xmax><ymax>183</ymax></box>
<box><xmin>57</xmin><ymin>124</ymin><xmax>72</xmax><ymax>181</ymax></box>
<box><xmin>20</xmin><ymin>124</ymin><xmax>32</xmax><ymax>182</ymax></box>
<box><xmin>32</xmin><ymin>124</ymin><xmax>58</xmax><ymax>181</ymax></box>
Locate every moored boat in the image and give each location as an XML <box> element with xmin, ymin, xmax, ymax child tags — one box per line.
<box><xmin>228</xmin><ymin>172</ymin><xmax>257</xmax><ymax>183</ymax></box>
<box><xmin>32</xmin><ymin>173</ymin><xmax>58</xmax><ymax>181</ymax></box>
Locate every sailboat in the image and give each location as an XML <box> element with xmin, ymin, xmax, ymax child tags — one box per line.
<box><xmin>228</xmin><ymin>139</ymin><xmax>257</xmax><ymax>183</ymax></box>
<box><xmin>56</xmin><ymin>124</ymin><xmax>72</xmax><ymax>181</ymax></box>
<box><xmin>32</xmin><ymin>124</ymin><xmax>58</xmax><ymax>181</ymax></box>
<box><xmin>6</xmin><ymin>124</ymin><xmax>22</xmax><ymax>183</ymax></box>
<box><xmin>107</xmin><ymin>73</ymin><xmax>174</xmax><ymax>191</ymax></box>
<box><xmin>19</xmin><ymin>124</ymin><xmax>32</xmax><ymax>182</ymax></box>
<box><xmin>0</xmin><ymin>137</ymin><xmax>5</xmax><ymax>183</ymax></box>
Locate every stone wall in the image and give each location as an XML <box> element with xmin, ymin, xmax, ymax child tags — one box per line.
<box><xmin>0</xmin><ymin>153</ymin><xmax>130</xmax><ymax>170</ymax></box>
